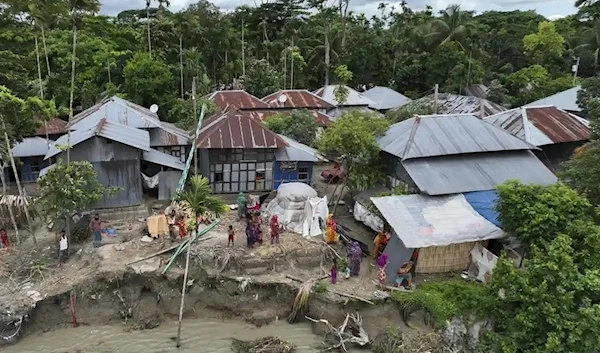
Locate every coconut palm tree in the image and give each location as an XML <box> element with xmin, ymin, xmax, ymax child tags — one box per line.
<box><xmin>579</xmin><ymin>22</ymin><xmax>600</xmax><ymax>72</ymax></box>
<box><xmin>427</xmin><ymin>4</ymin><xmax>475</xmax><ymax>51</ymax></box>
<box><xmin>175</xmin><ymin>175</ymin><xmax>225</xmax><ymax>223</ymax></box>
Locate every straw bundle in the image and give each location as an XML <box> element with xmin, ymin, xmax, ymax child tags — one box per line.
<box><xmin>232</xmin><ymin>337</ymin><xmax>296</xmax><ymax>353</ymax></box>
<box><xmin>287</xmin><ymin>279</ymin><xmax>316</xmax><ymax>323</ymax></box>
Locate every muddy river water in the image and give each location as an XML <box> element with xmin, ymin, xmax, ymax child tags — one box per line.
<box><xmin>4</xmin><ymin>318</ymin><xmax>362</xmax><ymax>353</ymax></box>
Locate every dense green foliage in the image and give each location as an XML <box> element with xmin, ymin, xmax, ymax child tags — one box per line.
<box><xmin>487</xmin><ymin>181</ymin><xmax>600</xmax><ymax>353</ymax></box>
<box><xmin>0</xmin><ymin>1</ymin><xmax>598</xmax><ymax>125</ymax></box>
<box><xmin>264</xmin><ymin>109</ymin><xmax>318</xmax><ymax>146</ymax></box>
<box><xmin>175</xmin><ymin>175</ymin><xmax>226</xmax><ymax>219</ymax></box>
<box><xmin>37</xmin><ymin>159</ymin><xmax>113</xmax><ymax>222</ymax></box>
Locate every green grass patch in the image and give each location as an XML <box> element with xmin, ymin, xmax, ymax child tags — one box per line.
<box><xmin>392</xmin><ymin>277</ymin><xmax>494</xmax><ymax>327</ymax></box>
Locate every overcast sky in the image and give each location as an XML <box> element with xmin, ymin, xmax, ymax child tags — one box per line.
<box><xmin>101</xmin><ymin>0</ymin><xmax>577</xmax><ymax>20</ymax></box>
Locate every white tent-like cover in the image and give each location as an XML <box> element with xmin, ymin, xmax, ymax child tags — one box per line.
<box><xmin>370</xmin><ymin>194</ymin><xmax>504</xmax><ymax>248</ymax></box>
<box><xmin>263</xmin><ymin>183</ymin><xmax>328</xmax><ymax>237</ymax></box>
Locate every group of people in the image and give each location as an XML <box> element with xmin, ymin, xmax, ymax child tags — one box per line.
<box><xmin>239</xmin><ymin>213</ymin><xmax>281</xmax><ymax>248</ymax></box>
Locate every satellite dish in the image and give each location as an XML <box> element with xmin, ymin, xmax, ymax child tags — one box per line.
<box><xmin>277</xmin><ymin>94</ymin><xmax>288</xmax><ymax>103</ymax></box>
<box><xmin>149</xmin><ymin>104</ymin><xmax>159</xmax><ymax>113</ymax></box>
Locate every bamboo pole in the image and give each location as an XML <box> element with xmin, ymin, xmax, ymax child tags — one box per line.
<box><xmin>2</xmin><ymin>125</ymin><xmax>36</xmax><ymax>243</ymax></box>
<box><xmin>175</xmin><ymin>229</ymin><xmax>193</xmax><ymax>348</ymax></box>
<box><xmin>0</xmin><ymin>162</ymin><xmax>20</xmax><ymax>244</ymax></box>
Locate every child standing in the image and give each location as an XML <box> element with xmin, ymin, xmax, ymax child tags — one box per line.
<box><xmin>59</xmin><ymin>231</ymin><xmax>69</xmax><ymax>263</ymax></box>
<box><xmin>228</xmin><ymin>225</ymin><xmax>235</xmax><ymax>246</ymax></box>
<box><xmin>330</xmin><ymin>259</ymin><xmax>338</xmax><ymax>284</ymax></box>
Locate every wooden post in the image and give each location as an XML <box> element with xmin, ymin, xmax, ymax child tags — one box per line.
<box><xmin>0</xmin><ymin>163</ymin><xmax>20</xmax><ymax>244</ymax></box>
<box><xmin>433</xmin><ymin>84</ymin><xmax>439</xmax><ymax>115</ymax></box>
<box><xmin>2</xmin><ymin>125</ymin><xmax>36</xmax><ymax>243</ymax></box>
<box><xmin>175</xmin><ymin>229</ymin><xmax>194</xmax><ymax>347</ymax></box>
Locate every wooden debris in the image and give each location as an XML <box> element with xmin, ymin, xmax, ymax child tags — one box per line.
<box><xmin>305</xmin><ymin>312</ymin><xmax>370</xmax><ymax>352</ymax></box>
<box><xmin>231</xmin><ymin>336</ymin><xmax>296</xmax><ymax>353</ymax></box>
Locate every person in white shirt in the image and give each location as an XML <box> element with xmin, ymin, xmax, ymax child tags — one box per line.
<box><xmin>59</xmin><ymin>231</ymin><xmax>68</xmax><ymax>263</ymax></box>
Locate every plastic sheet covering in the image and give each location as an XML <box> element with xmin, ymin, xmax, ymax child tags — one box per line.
<box><xmin>263</xmin><ymin>183</ymin><xmax>323</xmax><ymax>235</ymax></box>
<box><xmin>468</xmin><ymin>243</ymin><xmax>498</xmax><ymax>283</ymax></box>
<box><xmin>370</xmin><ymin>194</ymin><xmax>505</xmax><ymax>248</ymax></box>
<box><xmin>302</xmin><ymin>196</ymin><xmax>328</xmax><ymax>238</ymax></box>
<box><xmin>353</xmin><ymin>202</ymin><xmax>384</xmax><ymax>232</ymax></box>
<box><xmin>141</xmin><ymin>172</ymin><xmax>159</xmax><ymax>189</ymax></box>
<box><xmin>463</xmin><ymin>190</ymin><xmax>501</xmax><ymax>227</ymax></box>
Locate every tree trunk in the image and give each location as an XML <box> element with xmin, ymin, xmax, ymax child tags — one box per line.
<box><xmin>2</xmin><ymin>128</ymin><xmax>35</xmax><ymax>243</ymax></box>
<box><xmin>0</xmin><ymin>163</ymin><xmax>20</xmax><ymax>245</ymax></box>
<box><xmin>179</xmin><ymin>35</ymin><xmax>184</xmax><ymax>100</ymax></box>
<box><xmin>331</xmin><ymin>178</ymin><xmax>348</xmax><ymax>216</ymax></box>
<box><xmin>324</xmin><ymin>25</ymin><xmax>330</xmax><ymax>86</ymax></box>
<box><xmin>67</xmin><ymin>24</ymin><xmax>78</xmax><ymax>165</ymax></box>
<box><xmin>35</xmin><ymin>35</ymin><xmax>51</xmax><ymax>144</ymax></box>
<box><xmin>241</xmin><ymin>19</ymin><xmax>245</xmax><ymax>76</ymax></box>
<box><xmin>147</xmin><ymin>6</ymin><xmax>152</xmax><ymax>57</ymax></box>
<box><xmin>290</xmin><ymin>39</ymin><xmax>294</xmax><ymax>89</ymax></box>
<box><xmin>107</xmin><ymin>59</ymin><xmax>112</xmax><ymax>84</ymax></box>
<box><xmin>40</xmin><ymin>25</ymin><xmax>51</xmax><ymax>78</ymax></box>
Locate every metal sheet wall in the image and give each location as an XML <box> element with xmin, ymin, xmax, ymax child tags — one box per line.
<box><xmin>158</xmin><ymin>170</ymin><xmax>182</xmax><ymax>200</ymax></box>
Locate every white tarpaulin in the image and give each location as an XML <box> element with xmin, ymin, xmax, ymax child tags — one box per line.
<box><xmin>353</xmin><ymin>202</ymin><xmax>384</xmax><ymax>232</ymax></box>
<box><xmin>370</xmin><ymin>194</ymin><xmax>505</xmax><ymax>248</ymax></box>
<box><xmin>263</xmin><ymin>183</ymin><xmax>327</xmax><ymax>235</ymax></box>
<box><xmin>141</xmin><ymin>173</ymin><xmax>159</xmax><ymax>189</ymax></box>
<box><xmin>302</xmin><ymin>196</ymin><xmax>328</xmax><ymax>238</ymax></box>
<box><xmin>468</xmin><ymin>243</ymin><xmax>499</xmax><ymax>283</ymax></box>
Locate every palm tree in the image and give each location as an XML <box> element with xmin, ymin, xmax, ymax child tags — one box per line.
<box><xmin>427</xmin><ymin>4</ymin><xmax>474</xmax><ymax>50</ymax></box>
<box><xmin>175</xmin><ymin>175</ymin><xmax>225</xmax><ymax>222</ymax></box>
<box><xmin>579</xmin><ymin>22</ymin><xmax>600</xmax><ymax>72</ymax></box>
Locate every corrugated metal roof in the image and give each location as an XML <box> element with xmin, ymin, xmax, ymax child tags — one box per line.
<box><xmin>262</xmin><ymin>90</ymin><xmax>335</xmax><ymax>109</ymax></box>
<box><xmin>45</xmin><ymin>119</ymin><xmax>150</xmax><ymax>160</ymax></box>
<box><xmin>370</xmin><ymin>194</ymin><xmax>504</xmax><ymax>248</ymax></box>
<box><xmin>38</xmin><ymin>164</ymin><xmax>55</xmax><ymax>179</ymax></box>
<box><xmin>142</xmin><ymin>149</ymin><xmax>185</xmax><ymax>170</ymax></box>
<box><xmin>313</xmin><ymin>85</ymin><xmax>377</xmax><ymax>107</ymax></box>
<box><xmin>326</xmin><ymin>106</ymin><xmax>383</xmax><ymax>120</ymax></box>
<box><xmin>70</xmin><ymin>96</ymin><xmax>161</xmax><ymax>130</ymax></box>
<box><xmin>401</xmin><ymin>151</ymin><xmax>557</xmax><ymax>195</ymax></box>
<box><xmin>148</xmin><ymin>122</ymin><xmax>190</xmax><ymax>146</ymax></box>
<box><xmin>197</xmin><ymin>109</ymin><xmax>288</xmax><ymax>149</ymax></box>
<box><xmin>397</xmin><ymin>93</ymin><xmax>506</xmax><ymax>118</ymax></box>
<box><xmin>484</xmin><ymin>106</ymin><xmax>591</xmax><ymax>146</ymax></box>
<box><xmin>363</xmin><ymin>86</ymin><xmax>412</xmax><ymax>110</ymax></box>
<box><xmin>207</xmin><ymin>90</ymin><xmax>270</xmax><ymax>110</ymax></box>
<box><xmin>524</xmin><ymin>86</ymin><xmax>582</xmax><ymax>112</ymax></box>
<box><xmin>12</xmin><ymin>137</ymin><xmax>53</xmax><ymax>157</ymax></box>
<box><xmin>275</xmin><ymin>134</ymin><xmax>327</xmax><ymax>162</ymax></box>
<box><xmin>464</xmin><ymin>84</ymin><xmax>490</xmax><ymax>99</ymax></box>
<box><xmin>246</xmin><ymin>110</ymin><xmax>332</xmax><ymax>127</ymax></box>
<box><xmin>35</xmin><ymin>118</ymin><xmax>67</xmax><ymax>136</ymax></box>
<box><xmin>378</xmin><ymin>114</ymin><xmax>536</xmax><ymax>160</ymax></box>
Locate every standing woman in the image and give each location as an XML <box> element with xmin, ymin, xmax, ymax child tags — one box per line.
<box><xmin>348</xmin><ymin>242</ymin><xmax>362</xmax><ymax>276</ymax></box>
<box><xmin>237</xmin><ymin>192</ymin><xmax>247</xmax><ymax>220</ymax></box>
<box><xmin>325</xmin><ymin>214</ymin><xmax>337</xmax><ymax>244</ymax></box>
<box><xmin>376</xmin><ymin>254</ymin><xmax>388</xmax><ymax>287</ymax></box>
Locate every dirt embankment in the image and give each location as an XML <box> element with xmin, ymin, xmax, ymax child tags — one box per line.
<box><xmin>0</xmin><ymin>214</ymin><xmax>408</xmax><ymax>349</ymax></box>
<box><xmin>2</xmin><ymin>266</ymin><xmax>405</xmax><ymax>348</ymax></box>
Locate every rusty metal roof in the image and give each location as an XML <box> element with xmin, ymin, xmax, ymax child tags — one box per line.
<box><xmin>149</xmin><ymin>121</ymin><xmax>190</xmax><ymax>147</ymax></box>
<box><xmin>246</xmin><ymin>110</ymin><xmax>332</xmax><ymax>127</ymax></box>
<box><xmin>484</xmin><ymin>106</ymin><xmax>591</xmax><ymax>146</ymax></box>
<box><xmin>197</xmin><ymin>108</ymin><xmax>288</xmax><ymax>149</ymax></box>
<box><xmin>207</xmin><ymin>90</ymin><xmax>270</xmax><ymax>110</ymax></box>
<box><xmin>398</xmin><ymin>93</ymin><xmax>506</xmax><ymax>118</ymax></box>
<box><xmin>35</xmin><ymin>118</ymin><xmax>67</xmax><ymax>136</ymax></box>
<box><xmin>262</xmin><ymin>90</ymin><xmax>335</xmax><ymax>109</ymax></box>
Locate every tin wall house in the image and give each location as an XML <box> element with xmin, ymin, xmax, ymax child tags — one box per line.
<box><xmin>44</xmin><ymin>119</ymin><xmax>151</xmax><ymax>209</ymax></box>
<box><xmin>195</xmin><ymin>108</ymin><xmax>288</xmax><ymax>193</ymax></box>
<box><xmin>273</xmin><ymin>134</ymin><xmax>327</xmax><ymax>189</ymax></box>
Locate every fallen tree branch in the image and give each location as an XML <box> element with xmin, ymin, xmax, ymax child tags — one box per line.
<box><xmin>305</xmin><ymin>312</ymin><xmax>370</xmax><ymax>352</ymax></box>
<box><xmin>331</xmin><ymin>290</ymin><xmax>375</xmax><ymax>305</ymax></box>
<box><xmin>322</xmin><ymin>241</ymin><xmax>343</xmax><ymax>261</ymax></box>
<box><xmin>285</xmin><ymin>274</ymin><xmax>329</xmax><ymax>283</ymax></box>
<box><xmin>0</xmin><ymin>317</ymin><xmax>23</xmax><ymax>342</ymax></box>
<box><xmin>126</xmin><ymin>236</ymin><xmax>214</xmax><ymax>266</ymax></box>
